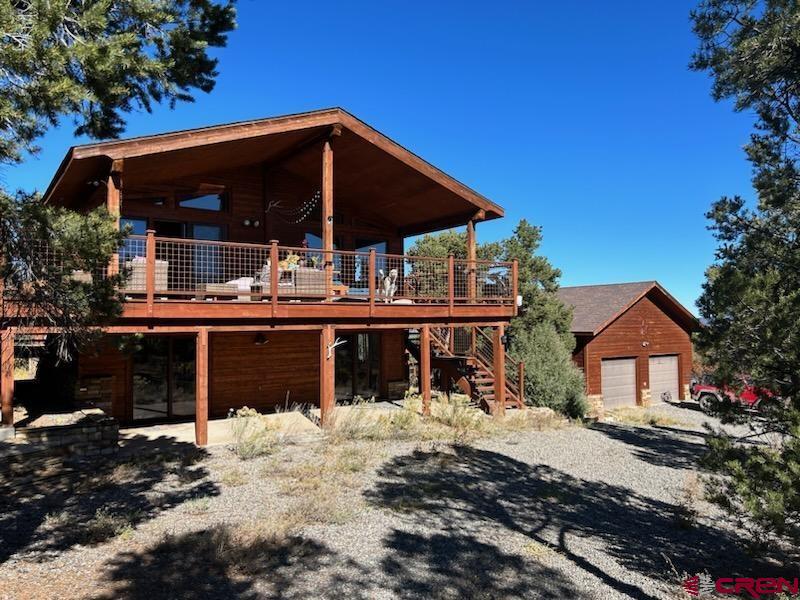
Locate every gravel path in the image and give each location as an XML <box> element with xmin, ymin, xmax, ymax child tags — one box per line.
<box><xmin>0</xmin><ymin>404</ymin><xmax>791</xmax><ymax>600</ymax></box>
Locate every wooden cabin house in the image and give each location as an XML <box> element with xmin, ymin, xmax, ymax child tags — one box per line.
<box><xmin>0</xmin><ymin>108</ymin><xmax>523</xmax><ymax>444</ymax></box>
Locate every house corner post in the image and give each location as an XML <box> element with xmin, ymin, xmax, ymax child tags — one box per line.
<box><xmin>195</xmin><ymin>328</ymin><xmax>209</xmax><ymax>446</ymax></box>
<box><xmin>493</xmin><ymin>325</ymin><xmax>506</xmax><ymax>416</ymax></box>
<box><xmin>319</xmin><ymin>325</ymin><xmax>335</xmax><ymax>426</ymax></box>
<box><xmin>420</xmin><ymin>325</ymin><xmax>432</xmax><ymax>416</ymax></box>
<box><xmin>1</xmin><ymin>329</ymin><xmax>14</xmax><ymax>427</ymax></box>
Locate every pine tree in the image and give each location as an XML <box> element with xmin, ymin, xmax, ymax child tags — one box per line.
<box><xmin>1</xmin><ymin>1</ymin><xmax>236</xmax><ymax>357</ymax></box>
<box><xmin>691</xmin><ymin>0</ymin><xmax>800</xmax><ymax>545</ymax></box>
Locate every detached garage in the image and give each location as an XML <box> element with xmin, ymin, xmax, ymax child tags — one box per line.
<box><xmin>557</xmin><ymin>281</ymin><xmax>699</xmax><ymax>416</ymax></box>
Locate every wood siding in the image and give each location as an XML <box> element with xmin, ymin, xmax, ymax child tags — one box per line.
<box><xmin>120</xmin><ymin>163</ymin><xmax>404</xmax><ymax>253</ymax></box>
<box><xmin>580</xmin><ymin>294</ymin><xmax>692</xmax><ymax>401</ymax></box>
<box><xmin>77</xmin><ymin>338</ymin><xmax>131</xmax><ymax>422</ymax></box>
<box><xmin>379</xmin><ymin>330</ymin><xmax>408</xmax><ymax>397</ymax></box>
<box><xmin>209</xmin><ymin>331</ymin><xmax>319</xmax><ymax>417</ymax></box>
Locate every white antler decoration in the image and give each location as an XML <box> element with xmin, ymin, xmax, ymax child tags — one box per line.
<box><xmin>327</xmin><ymin>337</ymin><xmax>347</xmax><ymax>359</ymax></box>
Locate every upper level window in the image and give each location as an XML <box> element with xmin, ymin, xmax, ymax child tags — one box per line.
<box><xmin>177</xmin><ymin>191</ymin><xmax>227</xmax><ymax>212</ymax></box>
<box><xmin>121</xmin><ymin>217</ymin><xmax>148</xmax><ymax>235</ymax></box>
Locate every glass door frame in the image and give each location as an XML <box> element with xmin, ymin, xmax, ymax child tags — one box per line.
<box><xmin>130</xmin><ymin>335</ymin><xmax>196</xmax><ymax>423</ymax></box>
<box><xmin>334</xmin><ymin>332</ymin><xmax>382</xmax><ymax>401</ymax></box>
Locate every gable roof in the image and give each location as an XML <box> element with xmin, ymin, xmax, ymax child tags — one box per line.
<box><xmin>41</xmin><ymin>108</ymin><xmax>504</xmax><ymax>233</ymax></box>
<box><xmin>557</xmin><ymin>281</ymin><xmax>699</xmax><ymax>336</ymax></box>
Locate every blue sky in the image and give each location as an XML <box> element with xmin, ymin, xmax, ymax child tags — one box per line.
<box><xmin>4</xmin><ymin>0</ymin><xmax>756</xmax><ymax>314</ymax></box>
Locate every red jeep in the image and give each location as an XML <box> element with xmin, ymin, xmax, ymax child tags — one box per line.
<box><xmin>690</xmin><ymin>375</ymin><xmax>772</xmax><ymax>412</ymax></box>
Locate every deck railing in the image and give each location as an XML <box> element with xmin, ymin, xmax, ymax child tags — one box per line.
<box><xmin>116</xmin><ymin>233</ymin><xmax>517</xmax><ymax>308</ymax></box>
<box><xmin>13</xmin><ymin>234</ymin><xmax>517</xmax><ymax>312</ymax></box>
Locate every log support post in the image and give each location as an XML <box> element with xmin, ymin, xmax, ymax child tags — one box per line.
<box><xmin>195</xmin><ymin>328</ymin><xmax>209</xmax><ymax>446</ymax></box>
<box><xmin>493</xmin><ymin>325</ymin><xmax>506</xmax><ymax>417</ymax></box>
<box><xmin>107</xmin><ymin>160</ymin><xmax>123</xmax><ymax>277</ymax></box>
<box><xmin>448</xmin><ymin>254</ymin><xmax>455</xmax><ymax>316</ymax></box>
<box><xmin>512</xmin><ymin>259</ymin><xmax>519</xmax><ymax>316</ymax></box>
<box><xmin>368</xmin><ymin>248</ymin><xmax>376</xmax><ymax>317</ymax></box>
<box><xmin>467</xmin><ymin>218</ymin><xmax>477</xmax><ymax>302</ymax></box>
<box><xmin>321</xmin><ymin>126</ymin><xmax>340</xmax><ymax>301</ymax></box>
<box><xmin>319</xmin><ymin>325</ymin><xmax>336</xmax><ymax>425</ymax></box>
<box><xmin>146</xmin><ymin>230</ymin><xmax>156</xmax><ymax>318</ymax></box>
<box><xmin>420</xmin><ymin>325</ymin><xmax>432</xmax><ymax>416</ymax></box>
<box><xmin>270</xmin><ymin>240</ymin><xmax>279</xmax><ymax>318</ymax></box>
<box><xmin>1</xmin><ymin>329</ymin><xmax>14</xmax><ymax>428</ymax></box>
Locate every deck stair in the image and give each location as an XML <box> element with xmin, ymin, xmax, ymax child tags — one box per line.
<box><xmin>405</xmin><ymin>327</ymin><xmax>525</xmax><ymax>414</ymax></box>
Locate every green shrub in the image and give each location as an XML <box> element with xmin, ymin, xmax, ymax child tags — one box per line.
<box><xmin>228</xmin><ymin>407</ymin><xmax>279</xmax><ymax>459</ymax></box>
<box><xmin>511</xmin><ymin>323</ymin><xmax>587</xmax><ymax>419</ymax></box>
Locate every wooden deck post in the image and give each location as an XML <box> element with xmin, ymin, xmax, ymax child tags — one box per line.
<box><xmin>269</xmin><ymin>240</ymin><xmax>279</xmax><ymax>318</ymax></box>
<box><xmin>1</xmin><ymin>329</ymin><xmax>14</xmax><ymax>427</ymax></box>
<box><xmin>146</xmin><ymin>230</ymin><xmax>155</xmax><ymax>318</ymax></box>
<box><xmin>106</xmin><ymin>160</ymin><xmax>123</xmax><ymax>277</ymax></box>
<box><xmin>420</xmin><ymin>325</ymin><xmax>432</xmax><ymax>416</ymax></box>
<box><xmin>448</xmin><ymin>254</ymin><xmax>455</xmax><ymax>316</ymax></box>
<box><xmin>511</xmin><ymin>259</ymin><xmax>519</xmax><ymax>316</ymax></box>
<box><xmin>322</xmin><ymin>135</ymin><xmax>336</xmax><ymax>301</ymax></box>
<box><xmin>471</xmin><ymin>325</ymin><xmax>477</xmax><ymax>356</ymax></box>
<box><xmin>319</xmin><ymin>325</ymin><xmax>335</xmax><ymax>425</ymax></box>
<box><xmin>467</xmin><ymin>219</ymin><xmax>477</xmax><ymax>302</ymax></box>
<box><xmin>493</xmin><ymin>325</ymin><xmax>506</xmax><ymax>416</ymax></box>
<box><xmin>518</xmin><ymin>361</ymin><xmax>525</xmax><ymax>405</ymax></box>
<box><xmin>195</xmin><ymin>328</ymin><xmax>209</xmax><ymax>446</ymax></box>
<box><xmin>368</xmin><ymin>248</ymin><xmax>376</xmax><ymax>317</ymax></box>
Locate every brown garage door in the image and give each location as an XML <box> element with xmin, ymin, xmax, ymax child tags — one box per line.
<box><xmin>649</xmin><ymin>355</ymin><xmax>679</xmax><ymax>403</ymax></box>
<box><xmin>601</xmin><ymin>358</ymin><xmax>637</xmax><ymax>408</ymax></box>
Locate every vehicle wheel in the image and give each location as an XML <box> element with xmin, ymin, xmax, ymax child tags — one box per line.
<box><xmin>698</xmin><ymin>393</ymin><xmax>716</xmax><ymax>413</ymax></box>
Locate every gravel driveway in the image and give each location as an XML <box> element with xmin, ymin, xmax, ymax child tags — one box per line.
<box><xmin>0</xmin><ymin>403</ymin><xmax>791</xmax><ymax>600</ymax></box>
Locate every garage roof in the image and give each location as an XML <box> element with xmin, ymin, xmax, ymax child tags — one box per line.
<box><xmin>557</xmin><ymin>281</ymin><xmax>699</xmax><ymax>336</ymax></box>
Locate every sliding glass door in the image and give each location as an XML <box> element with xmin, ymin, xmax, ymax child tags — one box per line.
<box><xmin>335</xmin><ymin>333</ymin><xmax>381</xmax><ymax>401</ymax></box>
<box><xmin>132</xmin><ymin>337</ymin><xmax>196</xmax><ymax>421</ymax></box>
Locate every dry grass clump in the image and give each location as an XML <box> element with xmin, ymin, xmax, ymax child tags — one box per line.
<box><xmin>490</xmin><ymin>407</ymin><xmax>563</xmax><ymax>433</ymax></box>
<box><xmin>80</xmin><ymin>507</ymin><xmax>137</xmax><ymax>544</ymax></box>
<box><xmin>607</xmin><ymin>407</ymin><xmax>688</xmax><ymax>428</ymax></box>
<box><xmin>326</xmin><ymin>393</ymin><xmax>564</xmax><ymax>444</ymax></box>
<box><xmin>183</xmin><ymin>497</ymin><xmax>211</xmax><ymax>515</ymax></box>
<box><xmin>220</xmin><ymin>468</ymin><xmax>247</xmax><ymax>487</ymax></box>
<box><xmin>522</xmin><ymin>539</ymin><xmax>558</xmax><ymax>559</ymax></box>
<box><xmin>229</xmin><ymin>407</ymin><xmax>280</xmax><ymax>459</ymax></box>
<box><xmin>325</xmin><ymin>398</ymin><xmax>424</xmax><ymax>442</ymax></box>
<box><xmin>427</xmin><ymin>394</ymin><xmax>486</xmax><ymax>433</ymax></box>
<box><xmin>264</xmin><ymin>442</ymin><xmax>381</xmax><ymax>529</ymax></box>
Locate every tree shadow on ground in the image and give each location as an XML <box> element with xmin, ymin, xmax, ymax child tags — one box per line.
<box><xmin>94</xmin><ymin>525</ymin><xmax>370</xmax><ymax>600</ymax></box>
<box><xmin>365</xmin><ymin>445</ymin><xmax>782</xmax><ymax>600</ymax></box>
<box><xmin>0</xmin><ymin>434</ymin><xmax>218</xmax><ymax>563</ymax></box>
<box><xmin>381</xmin><ymin>529</ymin><xmax>590</xmax><ymax>599</ymax></box>
<box><xmin>590</xmin><ymin>422</ymin><xmax>709</xmax><ymax>470</ymax></box>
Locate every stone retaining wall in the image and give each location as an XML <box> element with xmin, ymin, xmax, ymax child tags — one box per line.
<box><xmin>14</xmin><ymin>417</ymin><xmax>119</xmax><ymax>457</ymax></box>
<box><xmin>1</xmin><ymin>411</ymin><xmax>119</xmax><ymax>489</ymax></box>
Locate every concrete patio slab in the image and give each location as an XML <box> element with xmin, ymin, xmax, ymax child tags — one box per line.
<box><xmin>120</xmin><ymin>411</ymin><xmax>320</xmax><ymax>447</ymax></box>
